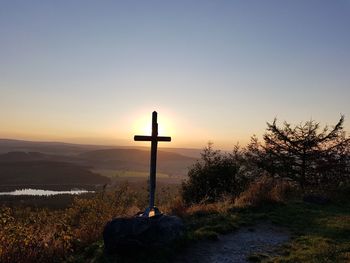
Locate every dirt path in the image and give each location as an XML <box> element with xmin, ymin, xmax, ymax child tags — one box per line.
<box><xmin>174</xmin><ymin>222</ymin><xmax>290</xmax><ymax>263</ymax></box>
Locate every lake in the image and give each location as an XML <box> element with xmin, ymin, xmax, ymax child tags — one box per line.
<box><xmin>0</xmin><ymin>188</ymin><xmax>93</xmax><ymax>196</ymax></box>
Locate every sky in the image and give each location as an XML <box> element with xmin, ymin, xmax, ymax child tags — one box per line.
<box><xmin>1</xmin><ymin>0</ymin><xmax>349</xmax><ymax>149</ymax></box>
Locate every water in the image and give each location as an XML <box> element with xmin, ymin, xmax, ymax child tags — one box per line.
<box><xmin>0</xmin><ymin>188</ymin><xmax>93</xmax><ymax>196</ymax></box>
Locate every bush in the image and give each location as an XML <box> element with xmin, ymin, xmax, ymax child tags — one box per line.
<box><xmin>181</xmin><ymin>143</ymin><xmax>248</xmax><ymax>204</ymax></box>
<box><xmin>234</xmin><ymin>174</ymin><xmax>296</xmax><ymax>208</ymax></box>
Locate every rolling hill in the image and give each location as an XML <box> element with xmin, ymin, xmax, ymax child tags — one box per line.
<box><xmin>0</xmin><ymin>140</ymin><xmax>198</xmax><ymax>189</ymax></box>
<box><xmin>0</xmin><ymin>139</ymin><xmax>202</xmax><ymax>158</ymax></box>
<box><xmin>0</xmin><ymin>139</ymin><xmax>114</xmax><ymax>155</ymax></box>
<box><xmin>79</xmin><ymin>149</ymin><xmax>196</xmax><ymax>176</ymax></box>
<box><xmin>0</xmin><ymin>161</ymin><xmax>110</xmax><ymax>190</ymax></box>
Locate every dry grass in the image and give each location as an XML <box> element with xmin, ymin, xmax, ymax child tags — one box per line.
<box><xmin>234</xmin><ymin>174</ymin><xmax>296</xmax><ymax>208</ymax></box>
<box><xmin>161</xmin><ymin>196</ymin><xmax>188</xmax><ymax>217</ymax></box>
<box><xmin>161</xmin><ymin>194</ymin><xmax>235</xmax><ymax>220</ymax></box>
<box><xmin>0</xmin><ymin>184</ymin><xmax>137</xmax><ymax>263</ymax></box>
<box><xmin>186</xmin><ymin>196</ymin><xmax>234</xmax><ymax>215</ymax></box>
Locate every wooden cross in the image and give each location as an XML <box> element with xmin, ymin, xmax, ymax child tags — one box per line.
<box><xmin>134</xmin><ymin>111</ymin><xmax>171</xmax><ymax>217</ymax></box>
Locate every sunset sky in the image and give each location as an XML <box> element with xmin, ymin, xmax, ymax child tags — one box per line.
<box><xmin>1</xmin><ymin>1</ymin><xmax>349</xmax><ymax>149</ymax></box>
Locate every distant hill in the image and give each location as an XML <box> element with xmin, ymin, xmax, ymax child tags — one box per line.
<box><xmin>80</xmin><ymin>148</ymin><xmax>194</xmax><ymax>162</ymax></box>
<box><xmin>0</xmin><ymin>151</ymin><xmax>81</xmax><ymax>163</ymax></box>
<box><xmin>0</xmin><ymin>139</ymin><xmax>113</xmax><ymax>155</ymax></box>
<box><xmin>0</xmin><ymin>139</ymin><xmax>199</xmax><ymax>188</ymax></box>
<box><xmin>0</xmin><ymin>139</ymin><xmax>202</xmax><ymax>158</ymax></box>
<box><xmin>0</xmin><ymin>148</ymin><xmax>196</xmax><ymax>180</ymax></box>
<box><xmin>79</xmin><ymin>149</ymin><xmax>196</xmax><ymax>176</ymax></box>
<box><xmin>0</xmin><ymin>161</ymin><xmax>110</xmax><ymax>187</ymax></box>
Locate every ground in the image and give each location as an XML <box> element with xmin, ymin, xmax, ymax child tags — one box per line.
<box><xmin>174</xmin><ymin>222</ymin><xmax>290</xmax><ymax>263</ymax></box>
<box><xmin>72</xmin><ymin>198</ymin><xmax>350</xmax><ymax>263</ymax></box>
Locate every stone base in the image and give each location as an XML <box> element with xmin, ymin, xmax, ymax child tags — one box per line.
<box><xmin>103</xmin><ymin>214</ymin><xmax>184</xmax><ymax>254</ymax></box>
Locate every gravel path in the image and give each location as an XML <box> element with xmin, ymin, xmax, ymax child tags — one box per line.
<box><xmin>174</xmin><ymin>222</ymin><xmax>290</xmax><ymax>263</ymax></box>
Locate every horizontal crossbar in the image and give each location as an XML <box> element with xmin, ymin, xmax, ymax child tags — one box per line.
<box><xmin>134</xmin><ymin>135</ymin><xmax>171</xmax><ymax>142</ymax></box>
<box><xmin>158</xmin><ymin>136</ymin><xmax>171</xmax><ymax>142</ymax></box>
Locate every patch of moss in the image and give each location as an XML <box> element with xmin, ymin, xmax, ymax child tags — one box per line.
<box><xmin>193</xmin><ymin>228</ymin><xmax>218</xmax><ymax>240</ymax></box>
<box><xmin>247</xmin><ymin>253</ymin><xmax>271</xmax><ymax>262</ymax></box>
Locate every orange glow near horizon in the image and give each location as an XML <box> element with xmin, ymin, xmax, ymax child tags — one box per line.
<box><xmin>132</xmin><ymin>113</ymin><xmax>175</xmax><ymax>137</ymax></box>
<box><xmin>0</xmin><ymin>108</ymin><xmax>261</xmax><ymax>150</ymax></box>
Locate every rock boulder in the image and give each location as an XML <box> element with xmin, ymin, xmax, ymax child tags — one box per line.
<box><xmin>103</xmin><ymin>214</ymin><xmax>184</xmax><ymax>254</ymax></box>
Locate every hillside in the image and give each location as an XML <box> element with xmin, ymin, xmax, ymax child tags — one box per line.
<box><xmin>0</xmin><ymin>139</ymin><xmax>113</xmax><ymax>155</ymax></box>
<box><xmin>0</xmin><ymin>142</ymin><xmax>197</xmax><ymax>178</ymax></box>
<box><xmin>0</xmin><ymin>161</ymin><xmax>110</xmax><ymax>189</ymax></box>
<box><xmin>79</xmin><ymin>149</ymin><xmax>196</xmax><ymax>176</ymax></box>
<box><xmin>0</xmin><ymin>139</ymin><xmax>201</xmax><ymax>158</ymax></box>
<box><xmin>0</xmin><ymin>149</ymin><xmax>196</xmax><ymax>177</ymax></box>
<box><xmin>0</xmin><ymin>140</ymin><xmax>198</xmax><ymax>189</ymax></box>
<box><xmin>0</xmin><ymin>151</ymin><xmax>82</xmax><ymax>163</ymax></box>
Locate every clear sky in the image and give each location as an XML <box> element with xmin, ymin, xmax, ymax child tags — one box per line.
<box><xmin>1</xmin><ymin>0</ymin><xmax>349</xmax><ymax>149</ymax></box>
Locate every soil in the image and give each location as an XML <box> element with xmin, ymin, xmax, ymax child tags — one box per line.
<box><xmin>174</xmin><ymin>222</ymin><xmax>290</xmax><ymax>263</ymax></box>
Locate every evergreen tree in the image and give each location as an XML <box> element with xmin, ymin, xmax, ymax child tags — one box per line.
<box><xmin>259</xmin><ymin>116</ymin><xmax>350</xmax><ymax>189</ymax></box>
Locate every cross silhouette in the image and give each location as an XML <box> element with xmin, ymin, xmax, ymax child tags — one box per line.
<box><xmin>134</xmin><ymin>111</ymin><xmax>171</xmax><ymax>217</ymax></box>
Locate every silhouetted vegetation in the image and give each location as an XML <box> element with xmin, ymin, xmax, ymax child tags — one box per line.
<box><xmin>181</xmin><ymin>143</ymin><xmax>249</xmax><ymax>204</ymax></box>
<box><xmin>182</xmin><ymin>116</ymin><xmax>350</xmax><ymax>204</ymax></box>
<box><xmin>247</xmin><ymin>116</ymin><xmax>350</xmax><ymax>191</ymax></box>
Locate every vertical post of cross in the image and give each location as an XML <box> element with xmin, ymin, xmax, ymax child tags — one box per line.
<box><xmin>134</xmin><ymin>111</ymin><xmax>171</xmax><ymax>217</ymax></box>
<box><xmin>149</xmin><ymin>111</ymin><xmax>158</xmax><ymax>208</ymax></box>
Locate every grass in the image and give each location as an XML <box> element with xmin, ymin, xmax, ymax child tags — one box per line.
<box><xmin>238</xmin><ymin>200</ymin><xmax>350</xmax><ymax>262</ymax></box>
<box><xmin>74</xmin><ymin>201</ymin><xmax>348</xmax><ymax>263</ymax></box>
<box><xmin>161</xmin><ymin>192</ymin><xmax>350</xmax><ymax>263</ymax></box>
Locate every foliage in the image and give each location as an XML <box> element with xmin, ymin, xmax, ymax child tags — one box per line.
<box><xmin>181</xmin><ymin>143</ymin><xmax>248</xmax><ymax>204</ymax></box>
<box><xmin>246</xmin><ymin>116</ymin><xmax>350</xmax><ymax>191</ymax></box>
<box><xmin>0</xmin><ymin>184</ymin><xmax>137</xmax><ymax>263</ymax></box>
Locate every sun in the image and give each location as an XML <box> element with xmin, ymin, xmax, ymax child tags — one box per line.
<box><xmin>133</xmin><ymin>113</ymin><xmax>174</xmax><ymax>136</ymax></box>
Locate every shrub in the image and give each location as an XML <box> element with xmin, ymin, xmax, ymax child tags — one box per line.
<box><xmin>181</xmin><ymin>143</ymin><xmax>248</xmax><ymax>204</ymax></box>
<box><xmin>66</xmin><ymin>183</ymin><xmax>136</xmax><ymax>243</ymax></box>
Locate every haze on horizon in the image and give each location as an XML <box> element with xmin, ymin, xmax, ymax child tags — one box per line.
<box><xmin>1</xmin><ymin>1</ymin><xmax>349</xmax><ymax>150</ymax></box>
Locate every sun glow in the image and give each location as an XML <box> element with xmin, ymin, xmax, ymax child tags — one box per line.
<box><xmin>133</xmin><ymin>113</ymin><xmax>174</xmax><ymax>137</ymax></box>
